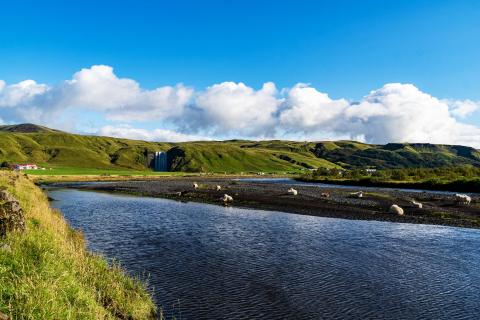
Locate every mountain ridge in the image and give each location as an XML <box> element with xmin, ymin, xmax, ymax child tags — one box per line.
<box><xmin>0</xmin><ymin>124</ymin><xmax>479</xmax><ymax>172</ymax></box>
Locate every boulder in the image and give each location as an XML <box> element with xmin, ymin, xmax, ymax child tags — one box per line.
<box><xmin>0</xmin><ymin>190</ymin><xmax>15</xmax><ymax>202</ymax></box>
<box><xmin>0</xmin><ymin>191</ymin><xmax>25</xmax><ymax>237</ymax></box>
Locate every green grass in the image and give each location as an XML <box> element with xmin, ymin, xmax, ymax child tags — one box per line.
<box><xmin>168</xmin><ymin>142</ymin><xmax>340</xmax><ymax>173</ymax></box>
<box><xmin>23</xmin><ymin>166</ymin><xmax>186</xmax><ymax>176</ymax></box>
<box><xmin>0</xmin><ymin>172</ymin><xmax>156</xmax><ymax>319</ymax></box>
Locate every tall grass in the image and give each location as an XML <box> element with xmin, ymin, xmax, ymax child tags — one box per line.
<box><xmin>0</xmin><ymin>172</ymin><xmax>156</xmax><ymax>319</ymax></box>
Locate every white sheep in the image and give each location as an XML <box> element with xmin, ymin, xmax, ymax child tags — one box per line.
<box><xmin>193</xmin><ymin>182</ymin><xmax>199</xmax><ymax>189</ymax></box>
<box><xmin>216</xmin><ymin>185</ymin><xmax>222</xmax><ymax>191</ymax></box>
<box><xmin>411</xmin><ymin>200</ymin><xmax>423</xmax><ymax>209</ymax></box>
<box><xmin>455</xmin><ymin>194</ymin><xmax>471</xmax><ymax>205</ymax></box>
<box><xmin>389</xmin><ymin>204</ymin><xmax>404</xmax><ymax>216</ymax></box>
<box><xmin>222</xmin><ymin>194</ymin><xmax>233</xmax><ymax>203</ymax></box>
<box><xmin>350</xmin><ymin>191</ymin><xmax>363</xmax><ymax>198</ymax></box>
<box><xmin>287</xmin><ymin>188</ymin><xmax>298</xmax><ymax>196</ymax></box>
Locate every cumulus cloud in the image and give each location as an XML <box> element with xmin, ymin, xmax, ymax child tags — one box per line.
<box><xmin>279</xmin><ymin>83</ymin><xmax>349</xmax><ymax>131</ymax></box>
<box><xmin>192</xmin><ymin>81</ymin><xmax>280</xmax><ymax>136</ymax></box>
<box><xmin>1</xmin><ymin>65</ymin><xmax>480</xmax><ymax>147</ymax></box>
<box><xmin>278</xmin><ymin>83</ymin><xmax>480</xmax><ymax>147</ymax></box>
<box><xmin>448</xmin><ymin>99</ymin><xmax>480</xmax><ymax>118</ymax></box>
<box><xmin>58</xmin><ymin>65</ymin><xmax>194</xmax><ymax>121</ymax></box>
<box><xmin>0</xmin><ymin>65</ymin><xmax>193</xmax><ymax>123</ymax></box>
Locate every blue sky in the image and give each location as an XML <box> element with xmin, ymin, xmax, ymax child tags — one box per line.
<box><xmin>1</xmin><ymin>0</ymin><xmax>480</xmax><ymax>146</ymax></box>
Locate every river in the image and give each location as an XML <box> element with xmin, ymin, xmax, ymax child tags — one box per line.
<box><xmin>49</xmin><ymin>187</ymin><xmax>480</xmax><ymax>319</ymax></box>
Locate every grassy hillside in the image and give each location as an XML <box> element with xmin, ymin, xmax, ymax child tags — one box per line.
<box><xmin>0</xmin><ymin>132</ymin><xmax>170</xmax><ymax>170</ymax></box>
<box><xmin>0</xmin><ymin>131</ymin><xmax>339</xmax><ymax>173</ymax></box>
<box><xmin>310</xmin><ymin>141</ymin><xmax>480</xmax><ymax>169</ymax></box>
<box><xmin>0</xmin><ymin>124</ymin><xmax>479</xmax><ymax>173</ymax></box>
<box><xmin>0</xmin><ymin>123</ymin><xmax>61</xmax><ymax>133</ymax></box>
<box><xmin>0</xmin><ymin>171</ymin><xmax>156</xmax><ymax>319</ymax></box>
<box><xmin>168</xmin><ymin>141</ymin><xmax>339</xmax><ymax>173</ymax></box>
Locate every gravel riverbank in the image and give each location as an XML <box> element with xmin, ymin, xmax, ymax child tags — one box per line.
<box><xmin>65</xmin><ymin>177</ymin><xmax>480</xmax><ymax>229</ymax></box>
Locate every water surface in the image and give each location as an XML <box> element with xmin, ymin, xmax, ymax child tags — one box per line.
<box><xmin>237</xmin><ymin>177</ymin><xmax>479</xmax><ymax>195</ymax></box>
<box><xmin>49</xmin><ymin>188</ymin><xmax>480</xmax><ymax>319</ymax></box>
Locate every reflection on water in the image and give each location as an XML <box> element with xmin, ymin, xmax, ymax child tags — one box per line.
<box><xmin>49</xmin><ymin>189</ymin><xmax>480</xmax><ymax>319</ymax></box>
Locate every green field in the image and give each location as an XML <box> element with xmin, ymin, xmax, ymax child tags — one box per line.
<box><xmin>23</xmin><ymin>167</ymin><xmax>186</xmax><ymax>176</ymax></box>
<box><xmin>301</xmin><ymin>166</ymin><xmax>480</xmax><ymax>192</ymax></box>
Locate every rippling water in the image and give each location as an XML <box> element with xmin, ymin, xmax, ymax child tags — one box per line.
<box><xmin>49</xmin><ymin>188</ymin><xmax>480</xmax><ymax>319</ymax></box>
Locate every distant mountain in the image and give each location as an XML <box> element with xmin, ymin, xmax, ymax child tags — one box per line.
<box><xmin>0</xmin><ymin>124</ymin><xmax>479</xmax><ymax>172</ymax></box>
<box><xmin>0</xmin><ymin>123</ymin><xmax>63</xmax><ymax>133</ymax></box>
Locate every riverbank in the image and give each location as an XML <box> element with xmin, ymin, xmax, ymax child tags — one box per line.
<box><xmin>29</xmin><ymin>172</ymin><xmax>291</xmax><ymax>184</ymax></box>
<box><xmin>67</xmin><ymin>177</ymin><xmax>480</xmax><ymax>229</ymax></box>
<box><xmin>0</xmin><ymin>172</ymin><xmax>156</xmax><ymax>319</ymax></box>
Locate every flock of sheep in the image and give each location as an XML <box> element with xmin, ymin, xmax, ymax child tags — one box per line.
<box><xmin>190</xmin><ymin>182</ymin><xmax>473</xmax><ymax>214</ymax></box>
<box><xmin>348</xmin><ymin>190</ymin><xmax>472</xmax><ymax>216</ymax></box>
<box><xmin>192</xmin><ymin>182</ymin><xmax>233</xmax><ymax>205</ymax></box>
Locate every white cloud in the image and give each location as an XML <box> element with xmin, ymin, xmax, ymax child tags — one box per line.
<box><xmin>1</xmin><ymin>65</ymin><xmax>480</xmax><ymax>147</ymax></box>
<box><xmin>0</xmin><ymin>79</ymin><xmax>49</xmax><ymax>107</ymax></box>
<box><xmin>98</xmin><ymin>125</ymin><xmax>210</xmax><ymax>142</ymax></box>
<box><xmin>61</xmin><ymin>65</ymin><xmax>193</xmax><ymax>121</ymax></box>
<box><xmin>448</xmin><ymin>99</ymin><xmax>480</xmax><ymax>118</ymax></box>
<box><xmin>0</xmin><ymin>65</ymin><xmax>193</xmax><ymax>123</ymax></box>
<box><xmin>342</xmin><ymin>83</ymin><xmax>458</xmax><ymax>144</ymax></box>
<box><xmin>280</xmin><ymin>83</ymin><xmax>349</xmax><ymax>131</ymax></box>
<box><xmin>193</xmin><ymin>81</ymin><xmax>280</xmax><ymax>136</ymax></box>
<box><xmin>277</xmin><ymin>83</ymin><xmax>480</xmax><ymax>147</ymax></box>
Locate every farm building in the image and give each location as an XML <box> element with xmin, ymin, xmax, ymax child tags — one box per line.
<box><xmin>11</xmin><ymin>164</ymin><xmax>38</xmax><ymax>170</ymax></box>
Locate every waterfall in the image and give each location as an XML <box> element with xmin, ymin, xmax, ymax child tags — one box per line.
<box><xmin>153</xmin><ymin>151</ymin><xmax>168</xmax><ymax>171</ymax></box>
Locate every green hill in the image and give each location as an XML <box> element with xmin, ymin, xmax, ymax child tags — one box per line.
<box><xmin>0</xmin><ymin>124</ymin><xmax>479</xmax><ymax>173</ymax></box>
<box><xmin>0</xmin><ymin>123</ymin><xmax>62</xmax><ymax>133</ymax></box>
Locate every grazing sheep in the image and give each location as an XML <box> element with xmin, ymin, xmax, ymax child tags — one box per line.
<box><xmin>222</xmin><ymin>194</ymin><xmax>233</xmax><ymax>203</ymax></box>
<box><xmin>411</xmin><ymin>200</ymin><xmax>423</xmax><ymax>209</ymax></box>
<box><xmin>350</xmin><ymin>191</ymin><xmax>363</xmax><ymax>198</ymax></box>
<box><xmin>455</xmin><ymin>194</ymin><xmax>471</xmax><ymax>205</ymax></box>
<box><xmin>389</xmin><ymin>204</ymin><xmax>404</xmax><ymax>216</ymax></box>
<box><xmin>287</xmin><ymin>188</ymin><xmax>298</xmax><ymax>196</ymax></box>
<box><xmin>216</xmin><ymin>185</ymin><xmax>222</xmax><ymax>191</ymax></box>
<box><xmin>193</xmin><ymin>182</ymin><xmax>199</xmax><ymax>189</ymax></box>
<box><xmin>321</xmin><ymin>192</ymin><xmax>330</xmax><ymax>198</ymax></box>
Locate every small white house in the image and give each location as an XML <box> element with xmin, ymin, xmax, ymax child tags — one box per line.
<box><xmin>12</xmin><ymin>164</ymin><xmax>38</xmax><ymax>170</ymax></box>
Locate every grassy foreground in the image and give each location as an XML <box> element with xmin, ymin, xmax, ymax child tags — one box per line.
<box><xmin>0</xmin><ymin>171</ymin><xmax>156</xmax><ymax>319</ymax></box>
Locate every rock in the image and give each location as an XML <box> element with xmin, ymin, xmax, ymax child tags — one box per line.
<box><xmin>0</xmin><ymin>191</ymin><xmax>25</xmax><ymax>237</ymax></box>
<box><xmin>0</xmin><ymin>310</ymin><xmax>9</xmax><ymax>320</ymax></box>
<box><xmin>0</xmin><ymin>243</ymin><xmax>11</xmax><ymax>252</ymax></box>
<box><xmin>0</xmin><ymin>190</ymin><xmax>15</xmax><ymax>202</ymax></box>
